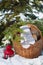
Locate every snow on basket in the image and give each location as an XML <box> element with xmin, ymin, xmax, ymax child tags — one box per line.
<box><xmin>13</xmin><ymin>24</ymin><xmax>43</xmax><ymax>58</ymax></box>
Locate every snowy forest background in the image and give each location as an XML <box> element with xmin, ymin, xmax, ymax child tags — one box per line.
<box><xmin>0</xmin><ymin>0</ymin><xmax>43</xmax><ymax>46</ymax></box>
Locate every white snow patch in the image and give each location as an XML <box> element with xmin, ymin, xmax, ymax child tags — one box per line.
<box><xmin>16</xmin><ymin>0</ymin><xmax>19</xmax><ymax>2</ymax></box>
<box><xmin>2</xmin><ymin>40</ymin><xmax>10</xmax><ymax>46</ymax></box>
<box><xmin>29</xmin><ymin>2</ymin><xmax>33</xmax><ymax>5</ymax></box>
<box><xmin>3</xmin><ymin>18</ymin><xmax>7</xmax><ymax>24</ymax></box>
<box><xmin>38</xmin><ymin>12</ymin><xmax>43</xmax><ymax>19</ymax></box>
<box><xmin>30</xmin><ymin>0</ymin><xmax>33</xmax><ymax>2</ymax></box>
<box><xmin>19</xmin><ymin>13</ymin><xmax>26</xmax><ymax>21</ymax></box>
<box><xmin>20</xmin><ymin>25</ymin><xmax>35</xmax><ymax>48</ymax></box>
<box><xmin>4</xmin><ymin>10</ymin><xmax>14</xmax><ymax>14</ymax></box>
<box><xmin>32</xmin><ymin>9</ymin><xmax>38</xmax><ymax>12</ymax></box>
<box><xmin>25</xmin><ymin>12</ymin><xmax>31</xmax><ymax>14</ymax></box>
<box><xmin>40</xmin><ymin>1</ymin><xmax>43</xmax><ymax>5</ymax></box>
<box><xmin>33</xmin><ymin>12</ymin><xmax>43</xmax><ymax>19</ymax></box>
<box><xmin>0</xmin><ymin>15</ymin><xmax>4</xmax><ymax>21</ymax></box>
<box><xmin>0</xmin><ymin>11</ymin><xmax>2</xmax><ymax>15</ymax></box>
<box><xmin>0</xmin><ymin>48</ymin><xmax>43</xmax><ymax>65</ymax></box>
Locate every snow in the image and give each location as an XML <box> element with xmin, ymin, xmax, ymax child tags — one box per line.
<box><xmin>0</xmin><ymin>11</ymin><xmax>2</xmax><ymax>15</ymax></box>
<box><xmin>20</xmin><ymin>25</ymin><xmax>35</xmax><ymax>48</ymax></box>
<box><xmin>19</xmin><ymin>13</ymin><xmax>26</xmax><ymax>21</ymax></box>
<box><xmin>33</xmin><ymin>12</ymin><xmax>43</xmax><ymax>19</ymax></box>
<box><xmin>38</xmin><ymin>12</ymin><xmax>43</xmax><ymax>19</ymax></box>
<box><xmin>1</xmin><ymin>35</ymin><xmax>12</xmax><ymax>46</ymax></box>
<box><xmin>16</xmin><ymin>0</ymin><xmax>19</xmax><ymax>2</ymax></box>
<box><xmin>4</xmin><ymin>10</ymin><xmax>11</xmax><ymax>14</ymax></box>
<box><xmin>40</xmin><ymin>1</ymin><xmax>43</xmax><ymax>5</ymax></box>
<box><xmin>22</xmin><ymin>45</ymin><xmax>31</xmax><ymax>48</ymax></box>
<box><xmin>0</xmin><ymin>10</ymin><xmax>14</xmax><ymax>21</ymax></box>
<box><xmin>2</xmin><ymin>40</ymin><xmax>10</xmax><ymax>45</ymax></box>
<box><xmin>29</xmin><ymin>2</ymin><xmax>33</xmax><ymax>5</ymax></box>
<box><xmin>0</xmin><ymin>48</ymin><xmax>43</xmax><ymax>65</ymax></box>
<box><xmin>0</xmin><ymin>15</ymin><xmax>4</xmax><ymax>21</ymax></box>
<box><xmin>0</xmin><ymin>10</ymin><xmax>43</xmax><ymax>22</ymax></box>
<box><xmin>32</xmin><ymin>9</ymin><xmax>38</xmax><ymax>13</ymax></box>
<box><xmin>3</xmin><ymin>18</ymin><xmax>7</xmax><ymax>24</ymax></box>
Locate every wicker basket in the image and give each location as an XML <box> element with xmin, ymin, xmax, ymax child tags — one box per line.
<box><xmin>13</xmin><ymin>24</ymin><xmax>43</xmax><ymax>58</ymax></box>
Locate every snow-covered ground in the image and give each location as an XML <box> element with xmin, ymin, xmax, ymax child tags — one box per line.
<box><xmin>0</xmin><ymin>48</ymin><xmax>43</xmax><ymax>65</ymax></box>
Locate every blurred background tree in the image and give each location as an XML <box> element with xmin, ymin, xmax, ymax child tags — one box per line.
<box><xmin>0</xmin><ymin>0</ymin><xmax>43</xmax><ymax>46</ymax></box>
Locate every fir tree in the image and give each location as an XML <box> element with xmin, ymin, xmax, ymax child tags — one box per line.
<box><xmin>0</xmin><ymin>0</ymin><xmax>43</xmax><ymax>46</ymax></box>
